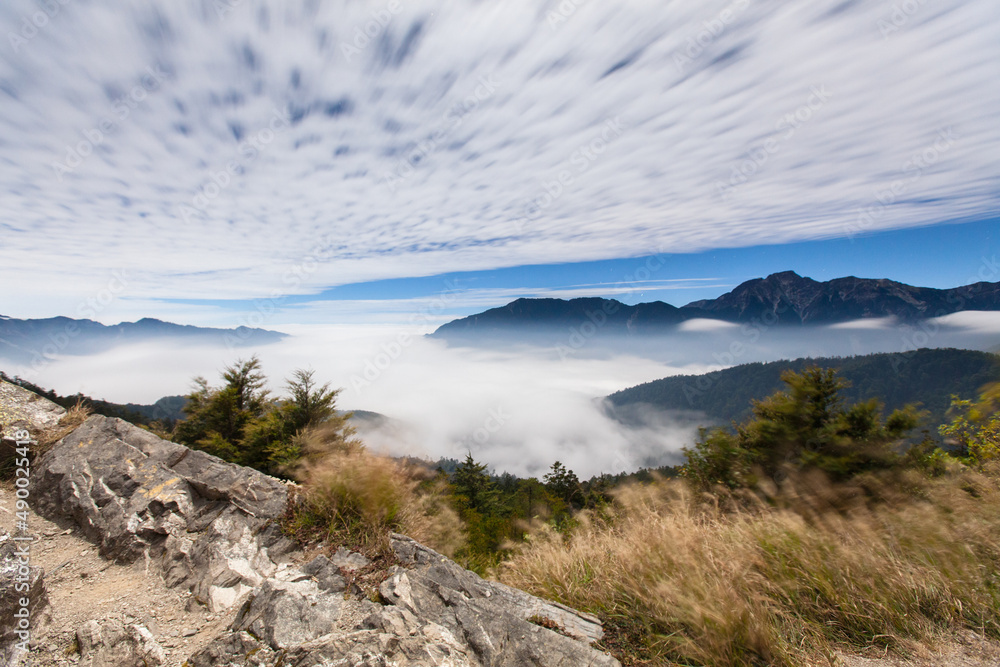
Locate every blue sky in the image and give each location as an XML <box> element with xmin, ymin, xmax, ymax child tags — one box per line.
<box><xmin>1</xmin><ymin>0</ymin><xmax>998</xmax><ymax>328</ymax></box>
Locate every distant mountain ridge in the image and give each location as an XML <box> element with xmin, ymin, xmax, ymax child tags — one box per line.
<box><xmin>432</xmin><ymin>272</ymin><xmax>1000</xmax><ymax>339</ymax></box>
<box><xmin>0</xmin><ymin>315</ymin><xmax>287</xmax><ymax>364</ymax></box>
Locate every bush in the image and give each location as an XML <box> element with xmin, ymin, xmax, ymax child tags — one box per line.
<box><xmin>284</xmin><ymin>423</ymin><xmax>464</xmax><ymax>559</ymax></box>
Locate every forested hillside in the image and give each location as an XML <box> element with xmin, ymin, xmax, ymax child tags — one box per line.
<box><xmin>607</xmin><ymin>348</ymin><xmax>1000</xmax><ymax>430</ymax></box>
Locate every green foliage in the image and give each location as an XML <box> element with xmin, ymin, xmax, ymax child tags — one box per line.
<box><xmin>609</xmin><ymin>348</ymin><xmax>1000</xmax><ymax>434</ymax></box>
<box><xmin>544</xmin><ymin>461</ymin><xmax>584</xmax><ymax>506</ymax></box>
<box><xmin>682</xmin><ymin>367</ymin><xmax>922</xmax><ymax>489</ymax></box>
<box><xmin>939</xmin><ymin>382</ymin><xmax>1000</xmax><ymax>466</ymax></box>
<box><xmin>172</xmin><ymin>359</ymin><xmax>348</xmax><ymax>475</ymax></box>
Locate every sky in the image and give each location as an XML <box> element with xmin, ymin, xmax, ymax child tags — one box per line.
<box><xmin>1</xmin><ymin>0</ymin><xmax>999</xmax><ymax>329</ymax></box>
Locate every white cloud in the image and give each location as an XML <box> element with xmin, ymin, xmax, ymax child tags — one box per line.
<box><xmin>1</xmin><ymin>0</ymin><xmax>998</xmax><ymax>317</ymax></box>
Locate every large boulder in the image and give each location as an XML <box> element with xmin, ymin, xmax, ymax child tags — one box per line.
<box><xmin>29</xmin><ymin>414</ymin><xmax>296</xmax><ymax>611</ymax></box>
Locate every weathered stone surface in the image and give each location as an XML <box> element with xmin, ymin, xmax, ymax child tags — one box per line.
<box><xmin>387</xmin><ymin>533</ymin><xmax>607</xmax><ymax>645</ymax></box>
<box><xmin>300</xmin><ymin>554</ymin><xmax>347</xmax><ymax>593</ymax></box>
<box><xmin>231</xmin><ymin>576</ymin><xmax>345</xmax><ymax>649</ymax></box>
<box><xmin>76</xmin><ymin>619</ymin><xmax>165</xmax><ymax>667</ymax></box>
<box><xmin>0</xmin><ymin>530</ymin><xmax>49</xmax><ymax>666</ymax></box>
<box><xmin>29</xmin><ymin>414</ymin><xmax>294</xmax><ymax>612</ymax></box>
<box><xmin>0</xmin><ymin>380</ymin><xmax>65</xmax><ymax>434</ymax></box>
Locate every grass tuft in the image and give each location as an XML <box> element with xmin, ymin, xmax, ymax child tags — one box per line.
<box><xmin>500</xmin><ymin>468</ymin><xmax>1000</xmax><ymax>666</ymax></box>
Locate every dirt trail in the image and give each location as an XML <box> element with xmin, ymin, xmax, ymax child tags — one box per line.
<box><xmin>1</xmin><ymin>483</ymin><xmax>240</xmax><ymax>667</ymax></box>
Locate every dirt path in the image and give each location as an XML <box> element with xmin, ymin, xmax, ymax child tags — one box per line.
<box><xmin>1</xmin><ymin>483</ymin><xmax>240</xmax><ymax>666</ymax></box>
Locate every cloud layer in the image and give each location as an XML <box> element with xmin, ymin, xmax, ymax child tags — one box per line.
<box><xmin>2</xmin><ymin>0</ymin><xmax>998</xmax><ymax>318</ymax></box>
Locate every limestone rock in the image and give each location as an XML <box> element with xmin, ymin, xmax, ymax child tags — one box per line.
<box><xmin>76</xmin><ymin>619</ymin><xmax>165</xmax><ymax>667</ymax></box>
<box><xmin>230</xmin><ymin>576</ymin><xmax>345</xmax><ymax>649</ymax></box>
<box><xmin>29</xmin><ymin>414</ymin><xmax>294</xmax><ymax>612</ymax></box>
<box><xmin>0</xmin><ymin>380</ymin><xmax>65</xmax><ymax>434</ymax></box>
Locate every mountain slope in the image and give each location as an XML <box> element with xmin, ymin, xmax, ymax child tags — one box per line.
<box><xmin>431</xmin><ymin>296</ymin><xmax>685</xmax><ymax>339</ymax></box>
<box><xmin>605</xmin><ymin>348</ymin><xmax>1000</xmax><ymax>430</ymax></box>
<box><xmin>431</xmin><ymin>272</ymin><xmax>1000</xmax><ymax>341</ymax></box>
<box><xmin>0</xmin><ymin>315</ymin><xmax>287</xmax><ymax>363</ymax></box>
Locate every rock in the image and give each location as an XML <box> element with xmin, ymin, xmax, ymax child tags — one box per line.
<box><xmin>75</xmin><ymin>619</ymin><xmax>165</xmax><ymax>667</ymax></box>
<box><xmin>230</xmin><ymin>576</ymin><xmax>347</xmax><ymax>649</ymax></box>
<box><xmin>0</xmin><ymin>380</ymin><xmax>66</xmax><ymax>433</ymax></box>
<box><xmin>29</xmin><ymin>415</ymin><xmax>293</xmax><ymax>612</ymax></box>
<box><xmin>0</xmin><ymin>529</ymin><xmax>49</xmax><ymax>666</ymax></box>
<box><xmin>16</xmin><ymin>386</ymin><xmax>619</xmax><ymax>667</ymax></box>
<box><xmin>329</xmin><ymin>546</ymin><xmax>370</xmax><ymax>572</ymax></box>
<box><xmin>379</xmin><ymin>533</ymin><xmax>618</xmax><ymax>666</ymax></box>
<box><xmin>300</xmin><ymin>554</ymin><xmax>347</xmax><ymax>593</ymax></box>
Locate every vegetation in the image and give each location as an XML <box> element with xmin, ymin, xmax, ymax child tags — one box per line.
<box><xmin>682</xmin><ymin>367</ymin><xmax>922</xmax><ymax>490</ymax></box>
<box><xmin>501</xmin><ymin>367</ymin><xmax>1000</xmax><ymax>666</ymax></box>
<box><xmin>171</xmin><ymin>357</ymin><xmax>355</xmax><ymax>476</ymax></box>
<box><xmin>607</xmin><ymin>348</ymin><xmax>1000</xmax><ymax>432</ymax></box>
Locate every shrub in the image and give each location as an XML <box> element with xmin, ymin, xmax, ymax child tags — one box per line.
<box><xmin>284</xmin><ymin>423</ymin><xmax>464</xmax><ymax>559</ymax></box>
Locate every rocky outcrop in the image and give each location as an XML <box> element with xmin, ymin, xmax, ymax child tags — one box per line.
<box><xmin>29</xmin><ymin>414</ymin><xmax>297</xmax><ymax>612</ymax></box>
<box><xmin>75</xmin><ymin>619</ymin><xmax>165</xmax><ymax>667</ymax></box>
<box><xmin>14</xmin><ymin>393</ymin><xmax>618</xmax><ymax>666</ymax></box>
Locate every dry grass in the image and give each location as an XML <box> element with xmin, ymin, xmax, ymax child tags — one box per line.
<box><xmin>283</xmin><ymin>423</ymin><xmax>465</xmax><ymax>559</ymax></box>
<box><xmin>500</xmin><ymin>467</ymin><xmax>1000</xmax><ymax>666</ymax></box>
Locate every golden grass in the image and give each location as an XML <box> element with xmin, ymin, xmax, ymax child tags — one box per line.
<box><xmin>500</xmin><ymin>467</ymin><xmax>1000</xmax><ymax>666</ymax></box>
<box><xmin>284</xmin><ymin>423</ymin><xmax>464</xmax><ymax>559</ymax></box>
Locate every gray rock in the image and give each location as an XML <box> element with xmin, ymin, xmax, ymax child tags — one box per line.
<box><xmin>329</xmin><ymin>546</ymin><xmax>370</xmax><ymax>572</ymax></box>
<box><xmin>0</xmin><ymin>529</ymin><xmax>49</xmax><ymax>667</ymax></box>
<box><xmin>29</xmin><ymin>415</ymin><xmax>292</xmax><ymax>611</ymax></box>
<box><xmin>380</xmin><ymin>534</ymin><xmax>618</xmax><ymax>666</ymax></box>
<box><xmin>300</xmin><ymin>554</ymin><xmax>347</xmax><ymax>593</ymax></box>
<box><xmin>230</xmin><ymin>577</ymin><xmax>345</xmax><ymax>649</ymax></box>
<box><xmin>0</xmin><ymin>380</ymin><xmax>66</xmax><ymax>433</ymax></box>
<box><xmin>76</xmin><ymin>619</ymin><xmax>165</xmax><ymax>667</ymax></box>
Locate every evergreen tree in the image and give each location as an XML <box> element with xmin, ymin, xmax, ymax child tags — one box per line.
<box><xmin>683</xmin><ymin>367</ymin><xmax>921</xmax><ymax>489</ymax></box>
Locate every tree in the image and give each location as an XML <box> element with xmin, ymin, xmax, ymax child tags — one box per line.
<box><xmin>543</xmin><ymin>461</ymin><xmax>583</xmax><ymax>506</ymax></box>
<box><xmin>241</xmin><ymin>369</ymin><xmax>345</xmax><ymax>473</ymax></box>
<box><xmin>173</xmin><ymin>357</ymin><xmax>270</xmax><ymax>461</ymax></box>
<box><xmin>940</xmin><ymin>383</ymin><xmax>1000</xmax><ymax>466</ymax></box>
<box><xmin>173</xmin><ymin>359</ymin><xmax>351</xmax><ymax>474</ymax></box>
<box><xmin>452</xmin><ymin>453</ymin><xmax>499</xmax><ymax>515</ymax></box>
<box><xmin>682</xmin><ymin>367</ymin><xmax>921</xmax><ymax>489</ymax></box>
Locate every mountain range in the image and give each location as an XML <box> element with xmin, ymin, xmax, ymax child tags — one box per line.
<box><xmin>432</xmin><ymin>271</ymin><xmax>1000</xmax><ymax>340</ymax></box>
<box><xmin>0</xmin><ymin>315</ymin><xmax>286</xmax><ymax>365</ymax></box>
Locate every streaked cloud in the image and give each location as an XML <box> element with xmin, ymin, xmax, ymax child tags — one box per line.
<box><xmin>1</xmin><ymin>0</ymin><xmax>998</xmax><ymax>318</ymax></box>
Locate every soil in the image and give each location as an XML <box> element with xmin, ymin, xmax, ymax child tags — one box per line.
<box><xmin>1</xmin><ymin>483</ymin><xmax>241</xmax><ymax>667</ymax></box>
